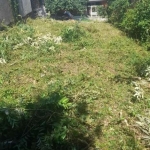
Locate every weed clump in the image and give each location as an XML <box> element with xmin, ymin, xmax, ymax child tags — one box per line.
<box><xmin>0</xmin><ymin>23</ymin><xmax>62</xmax><ymax>62</ymax></box>
<box><xmin>0</xmin><ymin>24</ymin><xmax>35</xmax><ymax>60</ymax></box>
<box><xmin>61</xmin><ymin>23</ymin><xmax>86</xmax><ymax>42</ymax></box>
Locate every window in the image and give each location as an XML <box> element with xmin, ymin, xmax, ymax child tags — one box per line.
<box><xmin>92</xmin><ymin>7</ymin><xmax>96</xmax><ymax>12</ymax></box>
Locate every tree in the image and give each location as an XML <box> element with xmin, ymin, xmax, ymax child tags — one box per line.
<box><xmin>107</xmin><ymin>0</ymin><xmax>129</xmax><ymax>26</ymax></box>
<box><xmin>45</xmin><ymin>0</ymin><xmax>88</xmax><ymax>15</ymax></box>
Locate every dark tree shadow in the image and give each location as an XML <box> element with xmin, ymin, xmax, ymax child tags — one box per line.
<box><xmin>0</xmin><ymin>90</ymin><xmax>102</xmax><ymax>150</ymax></box>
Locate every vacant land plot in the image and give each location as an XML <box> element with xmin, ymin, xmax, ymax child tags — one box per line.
<box><xmin>0</xmin><ymin>18</ymin><xmax>150</xmax><ymax>150</ymax></box>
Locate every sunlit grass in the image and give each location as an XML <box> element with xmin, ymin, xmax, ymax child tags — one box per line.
<box><xmin>0</xmin><ymin>18</ymin><xmax>150</xmax><ymax>149</ymax></box>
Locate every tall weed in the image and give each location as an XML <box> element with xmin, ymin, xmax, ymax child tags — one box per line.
<box><xmin>0</xmin><ymin>24</ymin><xmax>35</xmax><ymax>60</ymax></box>
<box><xmin>61</xmin><ymin>23</ymin><xmax>86</xmax><ymax>42</ymax></box>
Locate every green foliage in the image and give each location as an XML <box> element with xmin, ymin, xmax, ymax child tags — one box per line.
<box><xmin>0</xmin><ymin>91</ymin><xmax>93</xmax><ymax>150</ymax></box>
<box><xmin>97</xmin><ymin>6</ymin><xmax>108</xmax><ymax>18</ymax></box>
<box><xmin>0</xmin><ymin>23</ymin><xmax>62</xmax><ymax>61</ymax></box>
<box><xmin>121</xmin><ymin>0</ymin><xmax>150</xmax><ymax>43</ymax></box>
<box><xmin>0</xmin><ymin>24</ymin><xmax>34</xmax><ymax>60</ymax></box>
<box><xmin>0</xmin><ymin>92</ymin><xmax>66</xmax><ymax>149</ymax></box>
<box><xmin>132</xmin><ymin>57</ymin><xmax>150</xmax><ymax>77</ymax></box>
<box><xmin>45</xmin><ymin>0</ymin><xmax>88</xmax><ymax>15</ymax></box>
<box><xmin>1</xmin><ymin>18</ymin><xmax>149</xmax><ymax>150</ymax></box>
<box><xmin>108</xmin><ymin>0</ymin><xmax>150</xmax><ymax>47</ymax></box>
<box><xmin>61</xmin><ymin>23</ymin><xmax>86</xmax><ymax>42</ymax></box>
<box><xmin>108</xmin><ymin>0</ymin><xmax>129</xmax><ymax>26</ymax></box>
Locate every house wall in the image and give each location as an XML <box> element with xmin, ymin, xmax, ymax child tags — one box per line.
<box><xmin>0</xmin><ymin>0</ymin><xmax>13</xmax><ymax>25</ymax></box>
<box><xmin>18</xmin><ymin>0</ymin><xmax>32</xmax><ymax>17</ymax></box>
<box><xmin>31</xmin><ymin>0</ymin><xmax>40</xmax><ymax>11</ymax></box>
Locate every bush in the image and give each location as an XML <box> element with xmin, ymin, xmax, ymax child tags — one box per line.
<box><xmin>61</xmin><ymin>23</ymin><xmax>86</xmax><ymax>42</ymax></box>
<box><xmin>45</xmin><ymin>0</ymin><xmax>87</xmax><ymax>15</ymax></box>
<box><xmin>97</xmin><ymin>5</ymin><xmax>108</xmax><ymax>18</ymax></box>
<box><xmin>0</xmin><ymin>90</ymin><xmax>94</xmax><ymax>150</ymax></box>
<box><xmin>108</xmin><ymin>0</ymin><xmax>129</xmax><ymax>27</ymax></box>
<box><xmin>121</xmin><ymin>0</ymin><xmax>150</xmax><ymax>43</ymax></box>
<box><xmin>0</xmin><ymin>92</ymin><xmax>69</xmax><ymax>149</ymax></box>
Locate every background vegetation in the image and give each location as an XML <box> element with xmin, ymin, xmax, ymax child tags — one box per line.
<box><xmin>108</xmin><ymin>0</ymin><xmax>150</xmax><ymax>48</ymax></box>
<box><xmin>45</xmin><ymin>0</ymin><xmax>88</xmax><ymax>15</ymax></box>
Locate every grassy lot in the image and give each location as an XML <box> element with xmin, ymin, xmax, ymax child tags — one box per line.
<box><xmin>0</xmin><ymin>18</ymin><xmax>150</xmax><ymax>150</ymax></box>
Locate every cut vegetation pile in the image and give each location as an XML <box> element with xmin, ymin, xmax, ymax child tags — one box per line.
<box><xmin>0</xmin><ymin>18</ymin><xmax>150</xmax><ymax>150</ymax></box>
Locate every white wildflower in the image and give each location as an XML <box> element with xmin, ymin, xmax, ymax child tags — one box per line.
<box><xmin>23</xmin><ymin>39</ymin><xmax>29</xmax><ymax>44</ymax></box>
<box><xmin>27</xmin><ymin>37</ymin><xmax>32</xmax><ymax>41</ymax></box>
<box><xmin>132</xmin><ymin>82</ymin><xmax>144</xmax><ymax>100</ymax></box>
<box><xmin>40</xmin><ymin>73</ymin><xmax>45</xmax><ymax>77</ymax></box>
<box><xmin>13</xmin><ymin>43</ymin><xmax>24</xmax><ymax>50</ymax></box>
<box><xmin>49</xmin><ymin>46</ymin><xmax>55</xmax><ymax>51</ymax></box>
<box><xmin>0</xmin><ymin>58</ymin><xmax>6</xmax><ymax>64</ymax></box>
<box><xmin>54</xmin><ymin>36</ymin><xmax>62</xmax><ymax>44</ymax></box>
<box><xmin>15</xmin><ymin>108</ymin><xmax>25</xmax><ymax>114</ymax></box>
<box><xmin>5</xmin><ymin>36</ymin><xmax>9</xmax><ymax>41</ymax></box>
<box><xmin>31</xmin><ymin>42</ymin><xmax>39</xmax><ymax>47</ymax></box>
<box><xmin>145</xmin><ymin>66</ymin><xmax>150</xmax><ymax>77</ymax></box>
<box><xmin>145</xmin><ymin>66</ymin><xmax>150</xmax><ymax>81</ymax></box>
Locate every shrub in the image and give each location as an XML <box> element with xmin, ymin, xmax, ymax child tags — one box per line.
<box><xmin>132</xmin><ymin>56</ymin><xmax>150</xmax><ymax>77</ymax></box>
<box><xmin>61</xmin><ymin>23</ymin><xmax>86</xmax><ymax>42</ymax></box>
<box><xmin>108</xmin><ymin>0</ymin><xmax>129</xmax><ymax>27</ymax></box>
<box><xmin>121</xmin><ymin>0</ymin><xmax>150</xmax><ymax>43</ymax></box>
<box><xmin>97</xmin><ymin>5</ymin><xmax>108</xmax><ymax>18</ymax></box>
<box><xmin>0</xmin><ymin>91</ymin><xmax>94</xmax><ymax>150</ymax></box>
<box><xmin>45</xmin><ymin>0</ymin><xmax>87</xmax><ymax>15</ymax></box>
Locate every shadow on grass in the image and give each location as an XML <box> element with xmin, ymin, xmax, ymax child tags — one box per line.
<box><xmin>113</xmin><ymin>74</ymin><xmax>142</xmax><ymax>84</ymax></box>
<box><xmin>113</xmin><ymin>75</ymin><xmax>133</xmax><ymax>84</ymax></box>
<box><xmin>0</xmin><ymin>91</ymin><xmax>102</xmax><ymax>150</ymax></box>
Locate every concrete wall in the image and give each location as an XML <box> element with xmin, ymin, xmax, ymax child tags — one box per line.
<box><xmin>18</xmin><ymin>0</ymin><xmax>32</xmax><ymax>17</ymax></box>
<box><xmin>31</xmin><ymin>0</ymin><xmax>40</xmax><ymax>11</ymax></box>
<box><xmin>0</xmin><ymin>0</ymin><xmax>13</xmax><ymax>25</ymax></box>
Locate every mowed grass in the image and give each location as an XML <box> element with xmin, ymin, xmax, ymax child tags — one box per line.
<box><xmin>0</xmin><ymin>18</ymin><xmax>150</xmax><ymax>149</ymax></box>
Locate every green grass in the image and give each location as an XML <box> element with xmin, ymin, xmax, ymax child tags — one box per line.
<box><xmin>0</xmin><ymin>18</ymin><xmax>150</xmax><ymax>149</ymax></box>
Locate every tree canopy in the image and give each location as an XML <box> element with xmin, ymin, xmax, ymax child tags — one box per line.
<box><xmin>45</xmin><ymin>0</ymin><xmax>88</xmax><ymax>15</ymax></box>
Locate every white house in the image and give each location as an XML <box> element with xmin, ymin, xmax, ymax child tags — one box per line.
<box><xmin>87</xmin><ymin>0</ymin><xmax>107</xmax><ymax>16</ymax></box>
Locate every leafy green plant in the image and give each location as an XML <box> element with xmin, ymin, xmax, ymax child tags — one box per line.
<box><xmin>132</xmin><ymin>57</ymin><xmax>150</xmax><ymax>77</ymax></box>
<box><xmin>0</xmin><ymin>93</ymin><xmax>68</xmax><ymax>149</ymax></box>
<box><xmin>0</xmin><ymin>24</ymin><xmax>35</xmax><ymax>60</ymax></box>
<box><xmin>121</xmin><ymin>0</ymin><xmax>150</xmax><ymax>43</ymax></box>
<box><xmin>108</xmin><ymin>0</ymin><xmax>129</xmax><ymax>27</ymax></box>
<box><xmin>97</xmin><ymin>5</ymin><xmax>108</xmax><ymax>18</ymax></box>
<box><xmin>0</xmin><ymin>23</ymin><xmax>62</xmax><ymax>61</ymax></box>
<box><xmin>0</xmin><ymin>85</ymin><xmax>94</xmax><ymax>150</ymax></box>
<box><xmin>61</xmin><ymin>23</ymin><xmax>86</xmax><ymax>42</ymax></box>
<box><xmin>45</xmin><ymin>0</ymin><xmax>87</xmax><ymax>15</ymax></box>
